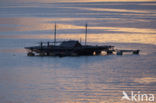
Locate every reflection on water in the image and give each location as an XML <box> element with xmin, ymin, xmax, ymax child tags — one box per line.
<box><xmin>0</xmin><ymin>53</ymin><xmax>155</xmax><ymax>103</ymax></box>
<box><xmin>0</xmin><ymin>48</ymin><xmax>25</xmax><ymax>53</ymax></box>
<box><xmin>1</xmin><ymin>0</ymin><xmax>155</xmax><ymax>4</ymax></box>
<box><xmin>51</xmin><ymin>0</ymin><xmax>156</xmax><ymax>3</ymax></box>
<box><xmin>1</xmin><ymin>19</ymin><xmax>156</xmax><ymax>33</ymax></box>
<box><xmin>63</xmin><ymin>7</ymin><xmax>154</xmax><ymax>13</ymax></box>
<box><xmin>135</xmin><ymin>77</ymin><xmax>156</xmax><ymax>84</ymax></box>
<box><xmin>0</xmin><ymin>34</ymin><xmax>156</xmax><ymax>45</ymax></box>
<box><xmin>0</xmin><ymin>0</ymin><xmax>156</xmax><ymax>103</ymax></box>
<box><xmin>0</xmin><ymin>17</ymin><xmax>156</xmax><ymax>44</ymax></box>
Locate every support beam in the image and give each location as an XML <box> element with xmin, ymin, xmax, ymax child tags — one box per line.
<box><xmin>85</xmin><ymin>24</ymin><xmax>87</xmax><ymax>46</ymax></box>
<box><xmin>27</xmin><ymin>52</ymin><xmax>35</xmax><ymax>56</ymax></box>
<box><xmin>117</xmin><ymin>51</ymin><xmax>123</xmax><ymax>55</ymax></box>
<box><xmin>47</xmin><ymin>42</ymin><xmax>49</xmax><ymax>47</ymax></box>
<box><xmin>107</xmin><ymin>50</ymin><xmax>113</xmax><ymax>55</ymax></box>
<box><xmin>54</xmin><ymin>23</ymin><xmax>56</xmax><ymax>46</ymax></box>
<box><xmin>40</xmin><ymin>42</ymin><xmax>43</xmax><ymax>50</ymax></box>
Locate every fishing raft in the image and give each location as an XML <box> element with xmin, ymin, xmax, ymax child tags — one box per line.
<box><xmin>24</xmin><ymin>24</ymin><xmax>139</xmax><ymax>56</ymax></box>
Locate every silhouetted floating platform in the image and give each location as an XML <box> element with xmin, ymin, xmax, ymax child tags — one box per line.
<box><xmin>25</xmin><ymin>40</ymin><xmax>114</xmax><ymax>56</ymax></box>
<box><xmin>116</xmin><ymin>49</ymin><xmax>140</xmax><ymax>55</ymax></box>
<box><xmin>24</xmin><ymin>23</ymin><xmax>140</xmax><ymax>57</ymax></box>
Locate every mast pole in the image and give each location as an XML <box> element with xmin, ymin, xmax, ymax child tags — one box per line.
<box><xmin>85</xmin><ymin>24</ymin><xmax>87</xmax><ymax>46</ymax></box>
<box><xmin>54</xmin><ymin>23</ymin><xmax>56</xmax><ymax>46</ymax></box>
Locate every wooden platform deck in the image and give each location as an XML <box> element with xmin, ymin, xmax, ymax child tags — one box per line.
<box><xmin>24</xmin><ymin>23</ymin><xmax>140</xmax><ymax>57</ymax></box>
<box><xmin>116</xmin><ymin>49</ymin><xmax>140</xmax><ymax>55</ymax></box>
<box><xmin>25</xmin><ymin>41</ymin><xmax>115</xmax><ymax>56</ymax></box>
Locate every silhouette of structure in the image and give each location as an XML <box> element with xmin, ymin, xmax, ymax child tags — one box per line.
<box><xmin>25</xmin><ymin>23</ymin><xmax>139</xmax><ymax>56</ymax></box>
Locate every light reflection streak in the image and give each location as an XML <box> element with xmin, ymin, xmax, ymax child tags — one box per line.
<box><xmin>62</xmin><ymin>7</ymin><xmax>156</xmax><ymax>13</ymax></box>
<box><xmin>135</xmin><ymin>77</ymin><xmax>156</xmax><ymax>84</ymax></box>
<box><xmin>0</xmin><ymin>17</ymin><xmax>121</xmax><ymax>24</ymax></box>
<box><xmin>1</xmin><ymin>23</ymin><xmax>156</xmax><ymax>34</ymax></box>
<box><xmin>1</xmin><ymin>18</ymin><xmax>155</xmax><ymax>33</ymax></box>
<box><xmin>1</xmin><ymin>17</ymin><xmax>156</xmax><ymax>45</ymax></box>
<box><xmin>56</xmin><ymin>0</ymin><xmax>156</xmax><ymax>3</ymax></box>
<box><xmin>0</xmin><ymin>34</ymin><xmax>155</xmax><ymax>45</ymax></box>
<box><xmin>0</xmin><ymin>48</ymin><xmax>25</xmax><ymax>53</ymax></box>
<box><xmin>137</xmin><ymin>3</ymin><xmax>156</xmax><ymax>5</ymax></box>
<box><xmin>3</xmin><ymin>0</ymin><xmax>155</xmax><ymax>3</ymax></box>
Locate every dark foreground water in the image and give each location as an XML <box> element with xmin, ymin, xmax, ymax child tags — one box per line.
<box><xmin>0</xmin><ymin>0</ymin><xmax>156</xmax><ymax>103</ymax></box>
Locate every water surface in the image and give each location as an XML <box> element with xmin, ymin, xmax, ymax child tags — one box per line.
<box><xmin>0</xmin><ymin>0</ymin><xmax>156</xmax><ymax>103</ymax></box>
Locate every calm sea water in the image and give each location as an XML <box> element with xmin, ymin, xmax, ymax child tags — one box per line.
<box><xmin>0</xmin><ymin>0</ymin><xmax>156</xmax><ymax>103</ymax></box>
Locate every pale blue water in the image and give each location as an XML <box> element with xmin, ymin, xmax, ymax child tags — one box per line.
<box><xmin>0</xmin><ymin>1</ymin><xmax>156</xmax><ymax>103</ymax></box>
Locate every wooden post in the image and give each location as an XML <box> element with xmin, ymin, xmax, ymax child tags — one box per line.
<box><xmin>85</xmin><ymin>24</ymin><xmax>87</xmax><ymax>46</ymax></box>
<box><xmin>80</xmin><ymin>38</ymin><xmax>81</xmax><ymax>44</ymax></box>
<box><xmin>107</xmin><ymin>50</ymin><xmax>113</xmax><ymax>55</ymax></box>
<box><xmin>133</xmin><ymin>50</ymin><xmax>140</xmax><ymax>55</ymax></box>
<box><xmin>40</xmin><ymin>42</ymin><xmax>43</xmax><ymax>50</ymax></box>
<box><xmin>117</xmin><ymin>51</ymin><xmax>123</xmax><ymax>55</ymax></box>
<box><xmin>39</xmin><ymin>42</ymin><xmax>44</xmax><ymax>56</ymax></box>
<box><xmin>47</xmin><ymin>42</ymin><xmax>49</xmax><ymax>47</ymax></box>
<box><xmin>27</xmin><ymin>52</ymin><xmax>35</xmax><ymax>56</ymax></box>
<box><xmin>54</xmin><ymin>23</ymin><xmax>56</xmax><ymax>46</ymax></box>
